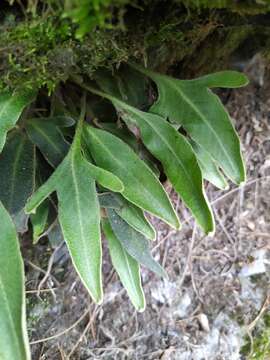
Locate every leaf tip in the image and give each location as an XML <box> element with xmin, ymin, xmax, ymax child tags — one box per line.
<box><xmin>96</xmin><ymin>297</ymin><xmax>104</xmax><ymax>306</ymax></box>
<box><xmin>161</xmin><ymin>268</ymin><xmax>169</xmax><ymax>280</ymax></box>
<box><xmin>207</xmin><ymin>230</ymin><xmax>215</xmax><ymax>238</ymax></box>
<box><xmin>114</xmin><ymin>180</ymin><xmax>125</xmax><ymax>193</ymax></box>
<box><xmin>90</xmin><ymin>289</ymin><xmax>104</xmax><ymax>305</ymax></box>
<box><xmin>240</xmin><ymin>73</ymin><xmax>250</xmax><ymax>87</ymax></box>
<box><xmin>24</xmin><ymin>204</ymin><xmax>36</xmax><ymax>215</ymax></box>
<box><xmin>173</xmin><ymin>217</ymin><xmax>181</xmax><ymax>231</ymax></box>
<box><xmin>137</xmin><ymin>303</ymin><xmax>146</xmax><ymax>313</ymax></box>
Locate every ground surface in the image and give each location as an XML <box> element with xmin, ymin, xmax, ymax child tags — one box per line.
<box><xmin>25</xmin><ymin>56</ymin><xmax>270</xmax><ymax>360</ymax></box>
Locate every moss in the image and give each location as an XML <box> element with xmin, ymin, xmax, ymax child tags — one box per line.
<box><xmin>181</xmin><ymin>24</ymin><xmax>254</xmax><ymax>76</ymax></box>
<box><xmin>63</xmin><ymin>0</ymin><xmax>130</xmax><ymax>38</ymax></box>
<box><xmin>241</xmin><ymin>312</ymin><xmax>270</xmax><ymax>359</ymax></box>
<box><xmin>1</xmin><ymin>0</ymin><xmax>270</xmax><ymax>91</ymax></box>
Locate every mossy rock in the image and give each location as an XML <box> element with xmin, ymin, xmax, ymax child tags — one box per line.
<box><xmin>1</xmin><ymin>0</ymin><xmax>270</xmax><ymax>91</ymax></box>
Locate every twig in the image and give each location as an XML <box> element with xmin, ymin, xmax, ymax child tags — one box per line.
<box><xmin>247</xmin><ymin>295</ymin><xmax>270</xmax><ymax>332</ymax></box>
<box><xmin>30</xmin><ymin>308</ymin><xmax>90</xmax><ymax>345</ymax></box>
<box><xmin>67</xmin><ymin>307</ymin><xmax>99</xmax><ymax>358</ymax></box>
<box><xmin>26</xmin><ymin>288</ymin><xmax>58</xmax><ymax>294</ymax></box>
<box><xmin>37</xmin><ymin>242</ymin><xmax>64</xmax><ymax>297</ymax></box>
<box><xmin>178</xmin><ymin>224</ymin><xmax>197</xmax><ymax>289</ymax></box>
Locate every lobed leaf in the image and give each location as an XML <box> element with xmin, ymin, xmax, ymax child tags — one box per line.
<box><xmin>108</xmin><ymin>209</ymin><xmax>167</xmax><ymax>278</ymax></box>
<box><xmin>132</xmin><ymin>65</ymin><xmax>247</xmax><ymax>184</ymax></box>
<box><xmin>83</xmin><ymin>124</ymin><xmax>180</xmax><ymax>229</ymax></box>
<box><xmin>111</xmin><ymin>98</ymin><xmax>214</xmax><ymax>233</ymax></box>
<box><xmin>26</xmin><ymin>152</ymin><xmax>103</xmax><ymax>303</ymax></box>
<box><xmin>84</xmin><ymin>161</ymin><xmax>124</xmax><ymax>193</ymax></box>
<box><xmin>25</xmin><ymin>113</ymin><xmax>126</xmax><ymax>304</ymax></box>
<box><xmin>191</xmin><ymin>140</ymin><xmax>229</xmax><ymax>190</ymax></box>
<box><xmin>102</xmin><ymin>219</ymin><xmax>145</xmax><ymax>312</ymax></box>
<box><xmin>0</xmin><ymin>201</ymin><xmax>31</xmax><ymax>360</ymax></box>
<box><xmin>56</xmin><ymin>154</ymin><xmax>103</xmax><ymax>303</ymax></box>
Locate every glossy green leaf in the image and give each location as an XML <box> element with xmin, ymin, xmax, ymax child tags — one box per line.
<box><xmin>25</xmin><ymin>116</ymin><xmax>124</xmax><ymax>303</ymax></box>
<box><xmin>98</xmin><ymin>123</ymin><xmax>160</xmax><ymax>177</ymax></box>
<box><xmin>132</xmin><ymin>65</ymin><xmax>247</xmax><ymax>184</ymax></box>
<box><xmin>26</xmin><ymin>119</ymin><xmax>70</xmax><ymax>167</ymax></box>
<box><xmin>56</xmin><ymin>154</ymin><xmax>103</xmax><ymax>303</ymax></box>
<box><xmin>0</xmin><ymin>90</ymin><xmax>35</xmax><ymax>152</ymax></box>
<box><xmin>188</xmin><ymin>71</ymin><xmax>249</xmax><ymax>88</ymax></box>
<box><xmin>84</xmin><ymin>161</ymin><xmax>124</xmax><ymax>193</ymax></box>
<box><xmin>0</xmin><ymin>201</ymin><xmax>30</xmax><ymax>360</ymax></box>
<box><xmin>0</xmin><ymin>131</ymin><xmax>36</xmax><ymax>215</ymax></box>
<box><xmin>108</xmin><ymin>209</ymin><xmax>167</xmax><ymax>278</ymax></box>
<box><xmin>191</xmin><ymin>140</ymin><xmax>229</xmax><ymax>190</ymax></box>
<box><xmin>102</xmin><ymin>219</ymin><xmax>145</xmax><ymax>312</ymax></box>
<box><xmin>83</xmin><ymin>125</ymin><xmax>180</xmax><ymax>229</ymax></box>
<box><xmin>26</xmin><ymin>151</ymin><xmax>103</xmax><ymax>302</ymax></box>
<box><xmin>110</xmin><ymin>97</ymin><xmax>214</xmax><ymax>234</ymax></box>
<box><xmin>30</xmin><ymin>200</ymin><xmax>49</xmax><ymax>244</ymax></box>
<box><xmin>99</xmin><ymin>193</ymin><xmax>156</xmax><ymax>240</ymax></box>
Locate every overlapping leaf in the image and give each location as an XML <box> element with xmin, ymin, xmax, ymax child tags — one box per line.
<box><xmin>191</xmin><ymin>140</ymin><xmax>228</xmax><ymax>190</ymax></box>
<box><xmin>95</xmin><ymin>65</ymin><xmax>149</xmax><ymax>109</ymax></box>
<box><xmin>25</xmin><ymin>122</ymin><xmax>124</xmax><ymax>303</ymax></box>
<box><xmin>83</xmin><ymin>124</ymin><xmax>179</xmax><ymax>229</ymax></box>
<box><xmin>30</xmin><ymin>200</ymin><xmax>49</xmax><ymax>244</ymax></box>
<box><xmin>83</xmin><ymin>83</ymin><xmax>214</xmax><ymax>233</ymax></box>
<box><xmin>0</xmin><ymin>202</ymin><xmax>30</xmax><ymax>360</ymax></box>
<box><xmin>48</xmin><ymin>220</ymin><xmax>65</xmax><ymax>248</ymax></box>
<box><xmin>132</xmin><ymin>65</ymin><xmax>248</xmax><ymax>184</ymax></box>
<box><xmin>99</xmin><ymin>193</ymin><xmax>156</xmax><ymax>240</ymax></box>
<box><xmin>107</xmin><ymin>209</ymin><xmax>166</xmax><ymax>278</ymax></box>
<box><xmin>0</xmin><ymin>131</ymin><xmax>36</xmax><ymax>215</ymax></box>
<box><xmin>106</xmin><ymin>96</ymin><xmax>214</xmax><ymax>233</ymax></box>
<box><xmin>26</xmin><ymin>119</ymin><xmax>70</xmax><ymax>167</ymax></box>
<box><xmin>0</xmin><ymin>90</ymin><xmax>36</xmax><ymax>152</ymax></box>
<box><xmin>102</xmin><ymin>219</ymin><xmax>145</xmax><ymax>311</ymax></box>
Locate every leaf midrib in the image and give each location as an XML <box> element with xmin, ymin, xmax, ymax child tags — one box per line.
<box><xmin>0</xmin><ymin>273</ymin><xmax>22</xmax><ymax>358</ymax></box>
<box><xmin>129</xmin><ymin>107</ymin><xmax>202</xmax><ymax>200</ymax></box>
<box><xmin>29</xmin><ymin>122</ymin><xmax>65</xmax><ymax>155</ymax></box>
<box><xmin>157</xmin><ymin>76</ymin><xmax>238</xmax><ymax>177</ymax></box>
<box><xmin>88</xmin><ymin>130</ymin><xmax>163</xmax><ymax>213</ymax></box>
<box><xmin>69</xmin><ymin>156</ymin><xmax>93</xmax><ymax>283</ymax></box>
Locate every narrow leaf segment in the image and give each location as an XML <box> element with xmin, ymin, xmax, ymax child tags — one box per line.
<box><xmin>0</xmin><ymin>201</ymin><xmax>31</xmax><ymax>360</ymax></box>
